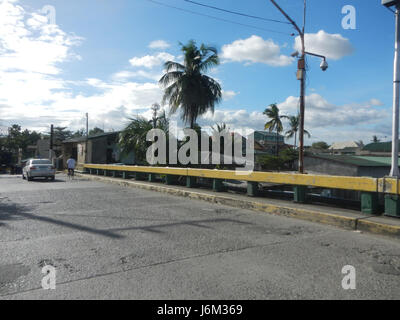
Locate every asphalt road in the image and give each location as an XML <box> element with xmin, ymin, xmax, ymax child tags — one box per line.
<box><xmin>0</xmin><ymin>174</ymin><xmax>399</xmax><ymax>300</ymax></box>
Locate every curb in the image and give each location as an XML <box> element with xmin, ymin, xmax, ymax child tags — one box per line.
<box><xmin>76</xmin><ymin>173</ymin><xmax>400</xmax><ymax>239</ymax></box>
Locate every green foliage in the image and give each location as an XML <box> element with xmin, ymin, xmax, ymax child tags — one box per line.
<box><xmin>118</xmin><ymin>112</ymin><xmax>170</xmax><ymax>165</ymax></box>
<box><xmin>263</xmin><ymin>104</ymin><xmax>288</xmax><ymax>156</ymax></box>
<box><xmin>0</xmin><ymin>124</ymin><xmax>42</xmax><ymax>164</ymax></box>
<box><xmin>372</xmin><ymin>135</ymin><xmax>380</xmax><ymax>143</ymax></box>
<box><xmin>285</xmin><ymin>114</ymin><xmax>311</xmax><ymax>147</ymax></box>
<box><xmin>257</xmin><ymin>148</ymin><xmax>298</xmax><ymax>171</ymax></box>
<box><xmin>263</xmin><ymin>104</ymin><xmax>287</xmax><ymax>133</ymax></box>
<box><xmin>89</xmin><ymin>127</ymin><xmax>105</xmax><ymax>136</ymax></box>
<box><xmin>159</xmin><ymin>40</ymin><xmax>222</xmax><ymax>128</ymax></box>
<box><xmin>312</xmin><ymin>141</ymin><xmax>330</xmax><ymax>149</ymax></box>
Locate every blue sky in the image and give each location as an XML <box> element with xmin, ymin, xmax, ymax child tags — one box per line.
<box><xmin>0</xmin><ymin>0</ymin><xmax>397</xmax><ymax>144</ymax></box>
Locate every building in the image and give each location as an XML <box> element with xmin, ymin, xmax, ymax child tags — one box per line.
<box><xmin>62</xmin><ymin>132</ymin><xmax>135</xmax><ymax>170</ymax></box>
<box><xmin>303</xmin><ymin>154</ymin><xmax>398</xmax><ymax>178</ymax></box>
<box><xmin>359</xmin><ymin>141</ymin><xmax>400</xmax><ymax>156</ymax></box>
<box><xmin>253</xmin><ymin>131</ymin><xmax>285</xmax><ymax>155</ymax></box>
<box><xmin>328</xmin><ymin>141</ymin><xmax>363</xmax><ymax>155</ymax></box>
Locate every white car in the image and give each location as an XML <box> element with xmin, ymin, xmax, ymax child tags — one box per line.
<box><xmin>22</xmin><ymin>159</ymin><xmax>56</xmax><ymax>181</ymax></box>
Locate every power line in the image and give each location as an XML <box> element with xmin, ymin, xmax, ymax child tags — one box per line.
<box><xmin>183</xmin><ymin>0</ymin><xmax>290</xmax><ymax>25</ymax></box>
<box><xmin>386</xmin><ymin>6</ymin><xmax>396</xmax><ymax>14</ymax></box>
<box><xmin>146</xmin><ymin>0</ymin><xmax>294</xmax><ymax>36</ymax></box>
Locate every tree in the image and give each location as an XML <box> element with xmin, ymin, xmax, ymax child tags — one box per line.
<box><xmin>118</xmin><ymin>113</ymin><xmax>169</xmax><ymax>165</ymax></box>
<box><xmin>372</xmin><ymin>135</ymin><xmax>380</xmax><ymax>143</ymax></box>
<box><xmin>71</xmin><ymin>129</ymin><xmax>86</xmax><ymax>138</ymax></box>
<box><xmin>285</xmin><ymin>114</ymin><xmax>310</xmax><ymax>148</ymax></box>
<box><xmin>159</xmin><ymin>40</ymin><xmax>222</xmax><ymax>129</ymax></box>
<box><xmin>1</xmin><ymin>124</ymin><xmax>42</xmax><ymax>162</ymax></box>
<box><xmin>89</xmin><ymin>127</ymin><xmax>105</xmax><ymax>136</ymax></box>
<box><xmin>312</xmin><ymin>141</ymin><xmax>330</xmax><ymax>150</ymax></box>
<box><xmin>263</xmin><ymin>104</ymin><xmax>288</xmax><ymax>155</ymax></box>
<box><xmin>52</xmin><ymin>127</ymin><xmax>73</xmax><ymax>143</ymax></box>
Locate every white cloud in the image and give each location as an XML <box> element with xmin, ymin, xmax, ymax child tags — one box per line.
<box><xmin>369</xmin><ymin>98</ymin><xmax>384</xmax><ymax>107</ymax></box>
<box><xmin>129</xmin><ymin>52</ymin><xmax>174</xmax><ymax>69</ymax></box>
<box><xmin>149</xmin><ymin>40</ymin><xmax>170</xmax><ymax>50</ymax></box>
<box><xmin>112</xmin><ymin>70</ymin><xmax>162</xmax><ymax>82</ymax></box>
<box><xmin>222</xmin><ymin>90</ymin><xmax>239</xmax><ymax>101</ymax></box>
<box><xmin>221</xmin><ymin>35</ymin><xmax>293</xmax><ymax>67</ymax></box>
<box><xmin>200</xmin><ymin>109</ymin><xmax>265</xmax><ymax>132</ymax></box>
<box><xmin>275</xmin><ymin>93</ymin><xmax>390</xmax><ymax>144</ymax></box>
<box><xmin>294</xmin><ymin>30</ymin><xmax>354</xmax><ymax>60</ymax></box>
<box><xmin>0</xmin><ymin>0</ymin><xmax>164</xmax><ymax>132</ymax></box>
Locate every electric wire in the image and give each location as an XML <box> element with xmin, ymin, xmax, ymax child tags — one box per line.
<box><xmin>146</xmin><ymin>0</ymin><xmax>294</xmax><ymax>36</ymax></box>
<box><xmin>183</xmin><ymin>0</ymin><xmax>290</xmax><ymax>25</ymax></box>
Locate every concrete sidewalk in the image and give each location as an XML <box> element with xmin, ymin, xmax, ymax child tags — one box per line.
<box><xmin>76</xmin><ymin>173</ymin><xmax>400</xmax><ymax>240</ymax></box>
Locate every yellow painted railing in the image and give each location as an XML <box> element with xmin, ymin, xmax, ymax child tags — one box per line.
<box><xmin>83</xmin><ymin>163</ymin><xmax>400</xmax><ymax>195</ymax></box>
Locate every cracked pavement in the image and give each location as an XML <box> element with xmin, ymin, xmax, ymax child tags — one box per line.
<box><xmin>0</xmin><ymin>174</ymin><xmax>399</xmax><ymax>299</ymax></box>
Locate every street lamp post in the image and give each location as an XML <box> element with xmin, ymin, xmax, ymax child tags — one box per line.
<box><xmin>270</xmin><ymin>0</ymin><xmax>327</xmax><ymax>174</ymax></box>
<box><xmin>383</xmin><ymin>0</ymin><xmax>400</xmax><ymax>177</ymax></box>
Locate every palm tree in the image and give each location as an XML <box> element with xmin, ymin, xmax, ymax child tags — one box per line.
<box><xmin>372</xmin><ymin>135</ymin><xmax>380</xmax><ymax>143</ymax></box>
<box><xmin>118</xmin><ymin>113</ymin><xmax>169</xmax><ymax>164</ymax></box>
<box><xmin>159</xmin><ymin>40</ymin><xmax>222</xmax><ymax>129</ymax></box>
<box><xmin>285</xmin><ymin>114</ymin><xmax>310</xmax><ymax>148</ymax></box>
<box><xmin>264</xmin><ymin>104</ymin><xmax>288</xmax><ymax>155</ymax></box>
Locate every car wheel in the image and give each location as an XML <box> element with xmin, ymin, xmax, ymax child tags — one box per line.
<box><xmin>51</xmin><ymin>176</ymin><xmax>55</xmax><ymax>181</ymax></box>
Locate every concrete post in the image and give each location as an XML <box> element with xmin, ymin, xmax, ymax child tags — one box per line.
<box><xmin>186</xmin><ymin>176</ymin><xmax>196</xmax><ymax>188</ymax></box>
<box><xmin>247</xmin><ymin>182</ymin><xmax>259</xmax><ymax>197</ymax></box>
<box><xmin>213</xmin><ymin>179</ymin><xmax>224</xmax><ymax>192</ymax></box>
<box><xmin>294</xmin><ymin>186</ymin><xmax>307</xmax><ymax>203</ymax></box>
<box><xmin>385</xmin><ymin>194</ymin><xmax>400</xmax><ymax>217</ymax></box>
<box><xmin>361</xmin><ymin>192</ymin><xmax>380</xmax><ymax>215</ymax></box>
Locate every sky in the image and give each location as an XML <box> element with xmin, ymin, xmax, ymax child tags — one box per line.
<box><xmin>0</xmin><ymin>0</ymin><xmax>397</xmax><ymax>145</ymax></box>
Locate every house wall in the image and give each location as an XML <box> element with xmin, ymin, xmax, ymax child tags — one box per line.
<box><xmin>88</xmin><ymin>138</ymin><xmax>107</xmax><ymax>164</ymax></box>
<box><xmin>357</xmin><ymin>166</ymin><xmax>390</xmax><ymax>178</ymax></box>
<box><xmin>303</xmin><ymin>157</ymin><xmax>358</xmax><ymax>176</ymax></box>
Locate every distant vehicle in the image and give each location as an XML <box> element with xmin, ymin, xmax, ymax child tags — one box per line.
<box><xmin>22</xmin><ymin>159</ymin><xmax>56</xmax><ymax>181</ymax></box>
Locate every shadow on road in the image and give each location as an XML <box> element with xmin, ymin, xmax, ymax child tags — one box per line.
<box><xmin>0</xmin><ymin>197</ymin><xmax>252</xmax><ymax>239</ymax></box>
<box><xmin>105</xmin><ymin>218</ymin><xmax>252</xmax><ymax>234</ymax></box>
<box><xmin>0</xmin><ymin>197</ymin><xmax>123</xmax><ymax>239</ymax></box>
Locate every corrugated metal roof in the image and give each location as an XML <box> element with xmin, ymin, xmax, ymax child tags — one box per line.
<box><xmin>63</xmin><ymin>131</ymin><xmax>120</xmax><ymax>143</ymax></box>
<box><xmin>309</xmin><ymin>154</ymin><xmax>399</xmax><ymax>167</ymax></box>
<box><xmin>362</xmin><ymin>141</ymin><xmax>396</xmax><ymax>152</ymax></box>
<box><xmin>329</xmin><ymin>141</ymin><xmax>361</xmax><ymax>150</ymax></box>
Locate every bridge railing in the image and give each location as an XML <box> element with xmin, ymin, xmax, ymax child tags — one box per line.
<box><xmin>82</xmin><ymin>163</ymin><xmax>400</xmax><ymax>217</ymax></box>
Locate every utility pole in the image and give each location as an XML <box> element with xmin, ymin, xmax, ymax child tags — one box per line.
<box><xmin>270</xmin><ymin>0</ymin><xmax>306</xmax><ymax>173</ymax></box>
<box><xmin>49</xmin><ymin>124</ymin><xmax>54</xmax><ymax>161</ymax></box>
<box><xmin>270</xmin><ymin>0</ymin><xmax>327</xmax><ymax>174</ymax></box>
<box><xmin>85</xmin><ymin>113</ymin><xmax>89</xmax><ymax>164</ymax></box>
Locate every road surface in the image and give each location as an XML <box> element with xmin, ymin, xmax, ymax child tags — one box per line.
<box><xmin>0</xmin><ymin>174</ymin><xmax>399</xmax><ymax>299</ymax></box>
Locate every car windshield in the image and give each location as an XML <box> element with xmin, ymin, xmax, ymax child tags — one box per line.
<box><xmin>31</xmin><ymin>160</ymin><xmax>52</xmax><ymax>165</ymax></box>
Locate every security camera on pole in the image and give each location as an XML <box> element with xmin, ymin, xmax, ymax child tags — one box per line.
<box><xmin>383</xmin><ymin>0</ymin><xmax>400</xmax><ymax>177</ymax></box>
<box><xmin>270</xmin><ymin>0</ymin><xmax>328</xmax><ymax>174</ymax></box>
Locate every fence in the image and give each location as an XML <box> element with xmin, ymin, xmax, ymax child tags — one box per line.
<box><xmin>82</xmin><ymin>164</ymin><xmax>400</xmax><ymax>217</ymax></box>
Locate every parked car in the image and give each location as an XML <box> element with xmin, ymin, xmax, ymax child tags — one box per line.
<box><xmin>22</xmin><ymin>159</ymin><xmax>56</xmax><ymax>181</ymax></box>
